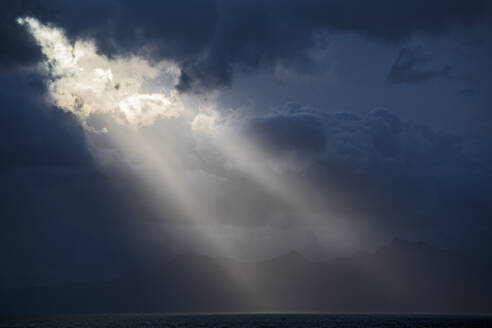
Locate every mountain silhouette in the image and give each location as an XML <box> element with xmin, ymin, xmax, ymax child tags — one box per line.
<box><xmin>2</xmin><ymin>239</ymin><xmax>491</xmax><ymax>315</ymax></box>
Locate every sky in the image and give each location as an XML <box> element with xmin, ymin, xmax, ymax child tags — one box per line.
<box><xmin>0</xmin><ymin>0</ymin><xmax>491</xmax><ymax>289</ymax></box>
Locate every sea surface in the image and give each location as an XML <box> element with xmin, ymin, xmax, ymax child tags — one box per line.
<box><xmin>0</xmin><ymin>314</ymin><xmax>491</xmax><ymax>328</ymax></box>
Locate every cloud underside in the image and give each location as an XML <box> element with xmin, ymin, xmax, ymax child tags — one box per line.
<box><xmin>2</xmin><ymin>0</ymin><xmax>491</xmax><ymax>91</ymax></box>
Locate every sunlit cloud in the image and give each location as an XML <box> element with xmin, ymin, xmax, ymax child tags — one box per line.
<box><xmin>18</xmin><ymin>17</ymin><xmax>183</xmax><ymax>128</ymax></box>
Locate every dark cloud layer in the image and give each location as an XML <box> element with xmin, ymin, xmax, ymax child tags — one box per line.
<box><xmin>248</xmin><ymin>104</ymin><xmax>492</xmax><ymax>253</ymax></box>
<box><xmin>178</xmin><ymin>0</ymin><xmax>492</xmax><ymax>91</ymax></box>
<box><xmin>249</xmin><ymin>113</ymin><xmax>326</xmax><ymax>154</ymax></box>
<box><xmin>388</xmin><ymin>47</ymin><xmax>451</xmax><ymax>84</ymax></box>
<box><xmin>1</xmin><ymin>0</ymin><xmax>491</xmax><ymax>91</ymax></box>
<box><xmin>0</xmin><ymin>1</ymin><xmax>42</xmax><ymax>70</ymax></box>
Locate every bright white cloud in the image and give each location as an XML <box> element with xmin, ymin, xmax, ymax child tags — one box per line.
<box><xmin>18</xmin><ymin>17</ymin><xmax>183</xmax><ymax>128</ymax></box>
<box><xmin>191</xmin><ymin>110</ymin><xmax>220</xmax><ymax>134</ymax></box>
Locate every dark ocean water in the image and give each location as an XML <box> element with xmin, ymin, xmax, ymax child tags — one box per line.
<box><xmin>0</xmin><ymin>314</ymin><xmax>491</xmax><ymax>328</ymax></box>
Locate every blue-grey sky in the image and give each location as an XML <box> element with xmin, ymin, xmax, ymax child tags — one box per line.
<box><xmin>0</xmin><ymin>0</ymin><xmax>491</xmax><ymax>290</ymax></box>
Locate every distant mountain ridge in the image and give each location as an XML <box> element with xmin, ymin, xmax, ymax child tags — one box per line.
<box><xmin>2</xmin><ymin>239</ymin><xmax>491</xmax><ymax>315</ymax></box>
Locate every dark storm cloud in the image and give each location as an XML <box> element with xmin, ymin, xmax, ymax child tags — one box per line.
<box><xmin>388</xmin><ymin>47</ymin><xmax>451</xmax><ymax>84</ymax></box>
<box><xmin>248</xmin><ymin>113</ymin><xmax>326</xmax><ymax>154</ymax></box>
<box><xmin>0</xmin><ymin>0</ymin><xmax>218</xmax><ymax>71</ymax></box>
<box><xmin>0</xmin><ymin>1</ymin><xmax>42</xmax><ymax>70</ymax></box>
<box><xmin>246</xmin><ymin>104</ymin><xmax>492</xmax><ymax>251</ymax></box>
<box><xmin>46</xmin><ymin>0</ymin><xmax>219</xmax><ymax>60</ymax></box>
<box><xmin>177</xmin><ymin>0</ymin><xmax>492</xmax><ymax>91</ymax></box>
<box><xmin>2</xmin><ymin>0</ymin><xmax>491</xmax><ymax>89</ymax></box>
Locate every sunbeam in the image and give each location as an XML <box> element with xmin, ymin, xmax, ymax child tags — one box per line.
<box><xmin>3</xmin><ymin>1</ymin><xmax>492</xmax><ymax>318</ymax></box>
<box><xmin>19</xmin><ymin>16</ymin><xmax>283</xmax><ymax>308</ymax></box>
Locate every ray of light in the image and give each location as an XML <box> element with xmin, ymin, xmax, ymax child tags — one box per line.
<box><xmin>191</xmin><ymin>111</ymin><xmax>359</xmax><ymax>250</ymax></box>
<box><xmin>19</xmin><ymin>16</ymin><xmax>361</xmax><ymax>309</ymax></box>
<box><xmin>18</xmin><ymin>16</ymin><xmax>267</xmax><ymax>307</ymax></box>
